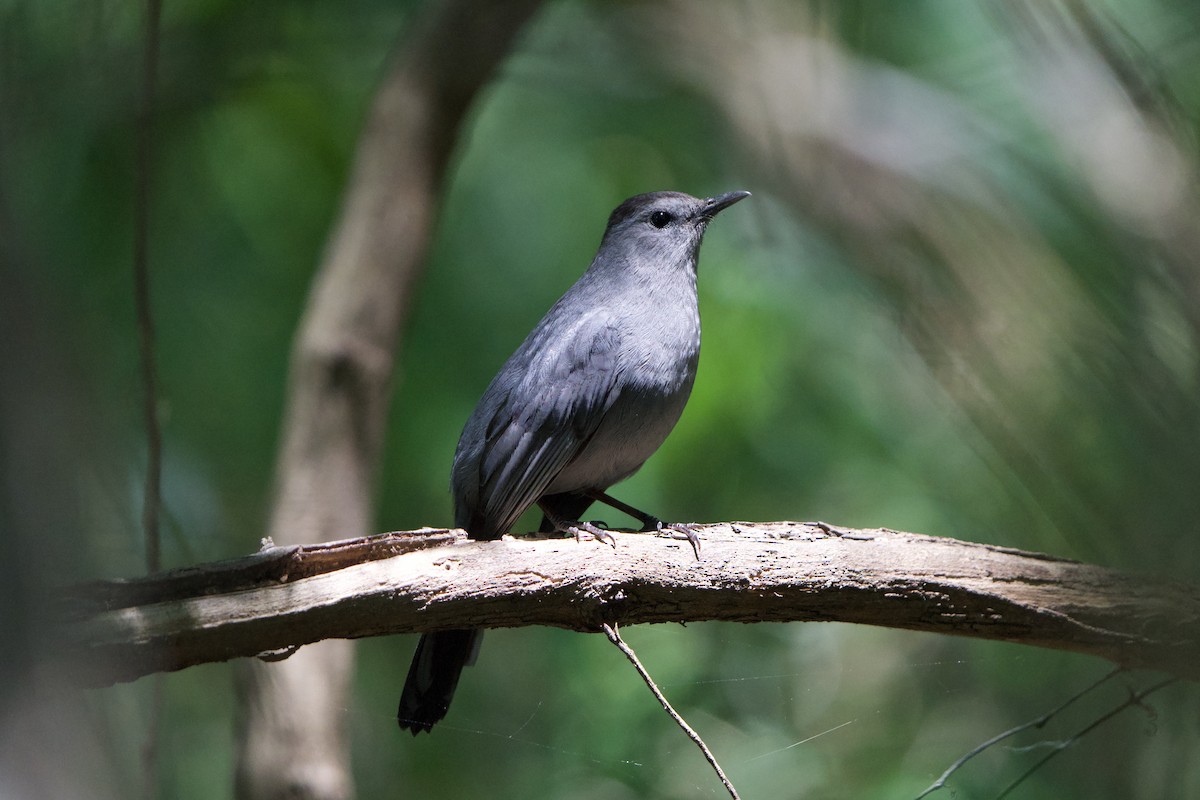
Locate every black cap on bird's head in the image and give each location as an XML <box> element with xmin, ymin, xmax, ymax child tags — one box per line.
<box><xmin>605</xmin><ymin>190</ymin><xmax>750</xmax><ymax>231</ymax></box>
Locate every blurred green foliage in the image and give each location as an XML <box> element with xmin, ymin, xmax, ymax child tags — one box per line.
<box><xmin>3</xmin><ymin>0</ymin><xmax>1199</xmax><ymax>798</ymax></box>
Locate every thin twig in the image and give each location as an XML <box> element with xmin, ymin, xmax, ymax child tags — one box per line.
<box><xmin>134</xmin><ymin>0</ymin><xmax>163</xmax><ymax>576</ymax></box>
<box><xmin>601</xmin><ymin>623</ymin><xmax>741</xmax><ymax>800</ymax></box>
<box><xmin>914</xmin><ymin>667</ymin><xmax>1122</xmax><ymax>799</ymax></box>
<box><xmin>994</xmin><ymin>675</ymin><xmax>1177</xmax><ymax>800</ymax></box>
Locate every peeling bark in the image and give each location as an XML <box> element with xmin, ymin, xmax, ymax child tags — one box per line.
<box><xmin>62</xmin><ymin>523</ymin><xmax>1200</xmax><ymax>688</ymax></box>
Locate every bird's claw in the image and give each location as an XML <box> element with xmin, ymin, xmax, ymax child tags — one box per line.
<box><xmin>570</xmin><ymin>520</ymin><xmax>617</xmax><ymax>549</ymax></box>
<box><xmin>657</xmin><ymin>520</ymin><xmax>702</xmax><ymax>560</ymax></box>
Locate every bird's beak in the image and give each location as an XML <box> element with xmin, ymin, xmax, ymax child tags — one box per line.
<box><xmin>700</xmin><ymin>190</ymin><xmax>751</xmax><ymax>220</ymax></box>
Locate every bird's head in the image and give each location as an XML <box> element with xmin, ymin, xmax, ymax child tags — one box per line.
<box><xmin>596</xmin><ymin>190</ymin><xmax>750</xmax><ymax>274</ymax></box>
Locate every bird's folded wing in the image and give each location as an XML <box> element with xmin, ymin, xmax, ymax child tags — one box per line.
<box><xmin>473</xmin><ymin>315</ymin><xmax>623</xmax><ymax>535</ymax></box>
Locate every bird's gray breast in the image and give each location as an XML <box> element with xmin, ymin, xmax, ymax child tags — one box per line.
<box><xmin>546</xmin><ymin>295</ymin><xmax>701</xmax><ymax>493</ymax></box>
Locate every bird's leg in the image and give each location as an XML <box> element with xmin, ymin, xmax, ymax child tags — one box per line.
<box><xmin>583</xmin><ymin>489</ymin><xmax>659</xmax><ymax>528</ymax></box>
<box><xmin>583</xmin><ymin>490</ymin><xmax>702</xmax><ymax>559</ymax></box>
<box><xmin>537</xmin><ymin>500</ymin><xmax>617</xmax><ymax>548</ymax></box>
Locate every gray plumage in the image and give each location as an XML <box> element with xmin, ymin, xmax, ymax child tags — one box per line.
<box><xmin>398</xmin><ymin>189</ymin><xmax>749</xmax><ymax>734</ymax></box>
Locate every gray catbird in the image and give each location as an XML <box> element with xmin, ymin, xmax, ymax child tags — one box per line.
<box><xmin>397</xmin><ymin>189</ymin><xmax>750</xmax><ymax>735</ymax></box>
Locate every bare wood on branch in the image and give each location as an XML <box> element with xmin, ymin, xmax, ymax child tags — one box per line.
<box><xmin>61</xmin><ymin>523</ymin><xmax>1200</xmax><ymax>688</ymax></box>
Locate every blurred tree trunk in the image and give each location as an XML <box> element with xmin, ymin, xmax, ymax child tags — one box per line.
<box><xmin>233</xmin><ymin>3</ymin><xmax>542</xmax><ymax>798</ymax></box>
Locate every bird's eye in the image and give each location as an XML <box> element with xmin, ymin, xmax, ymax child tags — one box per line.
<box><xmin>649</xmin><ymin>210</ymin><xmax>673</xmax><ymax>229</ymax></box>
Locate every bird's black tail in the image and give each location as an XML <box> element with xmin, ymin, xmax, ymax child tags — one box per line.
<box><xmin>397</xmin><ymin>629</ymin><xmax>483</xmax><ymax>735</ymax></box>
<box><xmin>397</xmin><ymin>493</ymin><xmax>591</xmax><ymax>734</ymax></box>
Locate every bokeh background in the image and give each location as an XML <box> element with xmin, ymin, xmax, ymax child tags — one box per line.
<box><xmin>3</xmin><ymin>0</ymin><xmax>1199</xmax><ymax>798</ymax></box>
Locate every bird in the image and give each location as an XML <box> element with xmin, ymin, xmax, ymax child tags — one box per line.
<box><xmin>397</xmin><ymin>189</ymin><xmax>750</xmax><ymax>735</ymax></box>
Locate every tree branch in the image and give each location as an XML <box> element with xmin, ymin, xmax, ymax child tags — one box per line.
<box><xmin>59</xmin><ymin>523</ymin><xmax>1200</xmax><ymax>688</ymax></box>
<box><xmin>914</xmin><ymin>666</ymin><xmax>1122</xmax><ymax>799</ymax></box>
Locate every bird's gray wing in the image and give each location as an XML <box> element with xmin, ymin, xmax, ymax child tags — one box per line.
<box><xmin>455</xmin><ymin>311</ymin><xmax>622</xmax><ymax>537</ymax></box>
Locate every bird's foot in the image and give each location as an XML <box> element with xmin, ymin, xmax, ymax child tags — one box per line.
<box><xmin>655</xmin><ymin>520</ymin><xmax>702</xmax><ymax>560</ymax></box>
<box><xmin>568</xmin><ymin>520</ymin><xmax>617</xmax><ymax>549</ymax></box>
